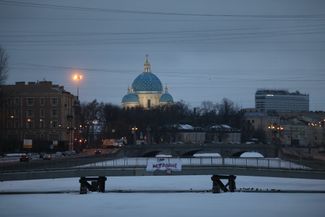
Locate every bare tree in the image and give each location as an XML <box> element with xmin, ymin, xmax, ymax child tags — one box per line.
<box><xmin>0</xmin><ymin>46</ymin><xmax>8</xmax><ymax>85</ymax></box>
<box><xmin>218</xmin><ymin>98</ymin><xmax>240</xmax><ymax>125</ymax></box>
<box><xmin>200</xmin><ymin>100</ymin><xmax>218</xmax><ymax>115</ymax></box>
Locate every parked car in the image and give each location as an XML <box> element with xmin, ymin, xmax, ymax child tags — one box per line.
<box><xmin>19</xmin><ymin>154</ymin><xmax>30</xmax><ymax>162</ymax></box>
<box><xmin>94</xmin><ymin>149</ymin><xmax>102</xmax><ymax>155</ymax></box>
<box><xmin>63</xmin><ymin>150</ymin><xmax>76</xmax><ymax>156</ymax></box>
<box><xmin>43</xmin><ymin>154</ymin><xmax>52</xmax><ymax>160</ymax></box>
<box><xmin>54</xmin><ymin>152</ymin><xmax>63</xmax><ymax>158</ymax></box>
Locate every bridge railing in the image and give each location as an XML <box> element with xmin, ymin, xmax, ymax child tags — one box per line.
<box><xmin>79</xmin><ymin>157</ymin><xmax>310</xmax><ymax>170</ymax></box>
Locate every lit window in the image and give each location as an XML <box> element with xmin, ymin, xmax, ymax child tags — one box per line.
<box><xmin>26</xmin><ymin>119</ymin><xmax>32</xmax><ymax>128</ymax></box>
<box><xmin>40</xmin><ymin>119</ymin><xmax>44</xmax><ymax>128</ymax></box>
<box><xmin>52</xmin><ymin>120</ymin><xmax>57</xmax><ymax>128</ymax></box>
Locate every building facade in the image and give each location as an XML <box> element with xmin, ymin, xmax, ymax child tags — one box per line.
<box><xmin>255</xmin><ymin>89</ymin><xmax>309</xmax><ymax>113</ymax></box>
<box><xmin>161</xmin><ymin>124</ymin><xmax>241</xmax><ymax>145</ymax></box>
<box><xmin>243</xmin><ymin>109</ymin><xmax>280</xmax><ymax>130</ymax></box>
<box><xmin>243</xmin><ymin>108</ymin><xmax>325</xmax><ymax>147</ymax></box>
<box><xmin>0</xmin><ymin>81</ymin><xmax>79</xmax><ymax>151</ymax></box>
<box><xmin>122</xmin><ymin>55</ymin><xmax>174</xmax><ymax>109</ymax></box>
<box><xmin>206</xmin><ymin>125</ymin><xmax>241</xmax><ymax>144</ymax></box>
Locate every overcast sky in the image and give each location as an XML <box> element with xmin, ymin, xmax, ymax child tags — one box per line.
<box><xmin>0</xmin><ymin>0</ymin><xmax>325</xmax><ymax>110</ymax></box>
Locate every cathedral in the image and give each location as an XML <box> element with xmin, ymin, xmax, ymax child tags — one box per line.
<box><xmin>122</xmin><ymin>55</ymin><xmax>174</xmax><ymax>109</ymax></box>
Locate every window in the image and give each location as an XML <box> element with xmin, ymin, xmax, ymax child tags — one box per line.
<box><xmin>39</xmin><ymin>134</ymin><xmax>46</xmax><ymax>140</ymax></box>
<box><xmin>39</xmin><ymin>119</ymin><xmax>44</xmax><ymax>128</ymax></box>
<box><xmin>51</xmin><ymin>120</ymin><xmax>57</xmax><ymax>128</ymax></box>
<box><xmin>7</xmin><ymin>99</ymin><xmax>14</xmax><ymax>106</ymax></box>
<box><xmin>40</xmin><ymin>98</ymin><xmax>45</xmax><ymax>106</ymax></box>
<box><xmin>15</xmin><ymin>98</ymin><xmax>20</xmax><ymax>105</ymax></box>
<box><xmin>26</xmin><ymin>119</ymin><xmax>32</xmax><ymax>128</ymax></box>
<box><xmin>52</xmin><ymin>109</ymin><xmax>57</xmax><ymax>117</ymax></box>
<box><xmin>7</xmin><ymin>121</ymin><xmax>12</xmax><ymax>128</ymax></box>
<box><xmin>26</xmin><ymin>110</ymin><xmax>33</xmax><ymax>117</ymax></box>
<box><xmin>40</xmin><ymin>109</ymin><xmax>44</xmax><ymax>117</ymax></box>
<box><xmin>27</xmin><ymin>98</ymin><xmax>34</xmax><ymax>106</ymax></box>
<box><xmin>147</xmin><ymin>99</ymin><xmax>151</xmax><ymax>108</ymax></box>
<box><xmin>51</xmin><ymin>97</ymin><xmax>58</xmax><ymax>106</ymax></box>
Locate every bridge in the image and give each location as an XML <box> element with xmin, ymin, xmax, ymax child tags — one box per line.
<box><xmin>122</xmin><ymin>143</ymin><xmax>279</xmax><ymax>158</ymax></box>
<box><xmin>1</xmin><ymin>156</ymin><xmax>325</xmax><ymax>194</ymax></box>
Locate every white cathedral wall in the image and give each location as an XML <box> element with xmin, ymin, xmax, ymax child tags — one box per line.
<box><xmin>122</xmin><ymin>102</ymin><xmax>139</xmax><ymax>109</ymax></box>
<box><xmin>137</xmin><ymin>93</ymin><xmax>162</xmax><ymax>109</ymax></box>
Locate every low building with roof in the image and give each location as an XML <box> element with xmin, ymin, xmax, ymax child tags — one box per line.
<box><xmin>206</xmin><ymin>124</ymin><xmax>241</xmax><ymax>144</ymax></box>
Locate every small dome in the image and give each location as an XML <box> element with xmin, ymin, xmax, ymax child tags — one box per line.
<box><xmin>160</xmin><ymin>92</ymin><xmax>174</xmax><ymax>103</ymax></box>
<box><xmin>122</xmin><ymin>93</ymin><xmax>139</xmax><ymax>103</ymax></box>
<box><xmin>132</xmin><ymin>72</ymin><xmax>163</xmax><ymax>92</ymax></box>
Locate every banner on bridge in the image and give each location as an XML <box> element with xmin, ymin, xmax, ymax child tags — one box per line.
<box><xmin>146</xmin><ymin>158</ymin><xmax>182</xmax><ymax>172</ymax></box>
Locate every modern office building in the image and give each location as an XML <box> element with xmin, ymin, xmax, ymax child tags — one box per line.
<box><xmin>255</xmin><ymin>89</ymin><xmax>309</xmax><ymax>113</ymax></box>
<box><xmin>0</xmin><ymin>81</ymin><xmax>79</xmax><ymax>151</ymax></box>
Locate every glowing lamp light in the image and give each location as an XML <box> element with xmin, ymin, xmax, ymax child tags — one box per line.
<box><xmin>71</xmin><ymin>72</ymin><xmax>84</xmax><ymax>98</ymax></box>
<box><xmin>72</xmin><ymin>74</ymin><xmax>83</xmax><ymax>81</ymax></box>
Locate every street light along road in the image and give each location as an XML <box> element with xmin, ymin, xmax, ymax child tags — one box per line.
<box><xmin>72</xmin><ymin>72</ymin><xmax>83</xmax><ymax>98</ymax></box>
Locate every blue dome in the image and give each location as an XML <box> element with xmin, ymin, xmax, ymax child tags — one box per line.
<box><xmin>132</xmin><ymin>72</ymin><xmax>163</xmax><ymax>92</ymax></box>
<box><xmin>122</xmin><ymin>93</ymin><xmax>139</xmax><ymax>103</ymax></box>
<box><xmin>160</xmin><ymin>93</ymin><xmax>174</xmax><ymax>103</ymax></box>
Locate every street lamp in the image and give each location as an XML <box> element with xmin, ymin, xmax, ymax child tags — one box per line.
<box><xmin>131</xmin><ymin>127</ymin><xmax>138</xmax><ymax>145</ymax></box>
<box><xmin>72</xmin><ymin>73</ymin><xmax>83</xmax><ymax>98</ymax></box>
<box><xmin>267</xmin><ymin>123</ymin><xmax>284</xmax><ymax>145</ymax></box>
<box><xmin>67</xmin><ymin>115</ymin><xmax>74</xmax><ymax>151</ymax></box>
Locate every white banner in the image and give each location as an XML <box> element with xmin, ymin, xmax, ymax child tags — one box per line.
<box><xmin>146</xmin><ymin>158</ymin><xmax>182</xmax><ymax>172</ymax></box>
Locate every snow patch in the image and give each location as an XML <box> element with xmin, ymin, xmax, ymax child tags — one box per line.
<box><xmin>240</xmin><ymin>152</ymin><xmax>264</xmax><ymax>158</ymax></box>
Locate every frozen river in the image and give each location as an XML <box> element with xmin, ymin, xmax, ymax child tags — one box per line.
<box><xmin>0</xmin><ymin>175</ymin><xmax>325</xmax><ymax>217</ymax></box>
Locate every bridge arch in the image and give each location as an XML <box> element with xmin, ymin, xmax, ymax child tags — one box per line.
<box><xmin>181</xmin><ymin>149</ymin><xmax>202</xmax><ymax>157</ymax></box>
<box><xmin>142</xmin><ymin>150</ymin><xmax>161</xmax><ymax>157</ymax></box>
<box><xmin>193</xmin><ymin>152</ymin><xmax>222</xmax><ymax>158</ymax></box>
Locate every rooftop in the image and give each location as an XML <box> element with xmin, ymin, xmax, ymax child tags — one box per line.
<box><xmin>0</xmin><ymin>81</ymin><xmax>71</xmax><ymax>95</ymax></box>
<box><xmin>256</xmin><ymin>89</ymin><xmax>308</xmax><ymax>96</ymax></box>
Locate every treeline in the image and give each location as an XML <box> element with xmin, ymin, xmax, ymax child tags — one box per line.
<box><xmin>80</xmin><ymin>98</ymin><xmax>263</xmax><ymax>145</ymax></box>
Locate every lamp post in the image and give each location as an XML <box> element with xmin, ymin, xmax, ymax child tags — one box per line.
<box><xmin>72</xmin><ymin>73</ymin><xmax>83</xmax><ymax>99</ymax></box>
<box><xmin>71</xmin><ymin>72</ymin><xmax>82</xmax><ymax>151</ymax></box>
<box><xmin>92</xmin><ymin>120</ymin><xmax>98</xmax><ymax>148</ymax></box>
<box><xmin>267</xmin><ymin>123</ymin><xmax>284</xmax><ymax>146</ymax></box>
<box><xmin>67</xmin><ymin>115</ymin><xmax>73</xmax><ymax>151</ymax></box>
<box><xmin>131</xmin><ymin>127</ymin><xmax>138</xmax><ymax>145</ymax></box>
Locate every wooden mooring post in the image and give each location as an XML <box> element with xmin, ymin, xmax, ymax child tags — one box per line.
<box><xmin>211</xmin><ymin>175</ymin><xmax>236</xmax><ymax>193</ymax></box>
<box><xmin>79</xmin><ymin>176</ymin><xmax>107</xmax><ymax>194</ymax></box>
